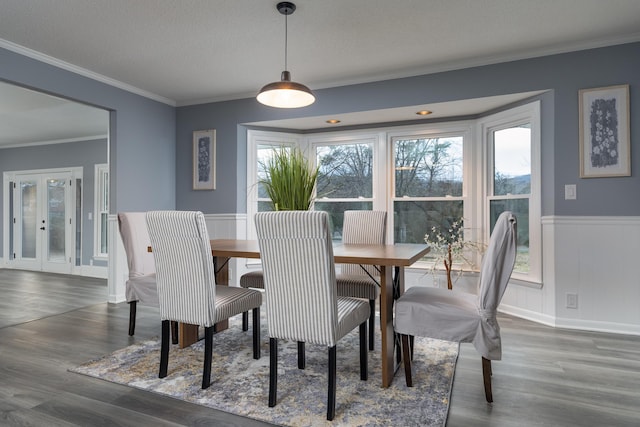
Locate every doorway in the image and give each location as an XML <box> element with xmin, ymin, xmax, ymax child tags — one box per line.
<box><xmin>5</xmin><ymin>168</ymin><xmax>81</xmax><ymax>274</ymax></box>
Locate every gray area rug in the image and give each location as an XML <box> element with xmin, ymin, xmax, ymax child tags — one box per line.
<box><xmin>70</xmin><ymin>314</ymin><xmax>458</xmax><ymax>426</ymax></box>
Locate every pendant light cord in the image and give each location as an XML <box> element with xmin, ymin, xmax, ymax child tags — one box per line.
<box><xmin>284</xmin><ymin>12</ymin><xmax>288</xmax><ymax>71</ymax></box>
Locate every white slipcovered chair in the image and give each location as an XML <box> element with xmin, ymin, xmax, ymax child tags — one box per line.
<box><xmin>146</xmin><ymin>210</ymin><xmax>262</xmax><ymax>389</ymax></box>
<box><xmin>395</xmin><ymin>211</ymin><xmax>517</xmax><ymax>402</ymax></box>
<box><xmin>117</xmin><ymin>212</ymin><xmax>170</xmax><ymax>338</ymax></box>
<box><xmin>255</xmin><ymin>210</ymin><xmax>370</xmax><ymax>421</ymax></box>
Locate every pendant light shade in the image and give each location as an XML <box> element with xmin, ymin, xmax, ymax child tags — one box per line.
<box><xmin>257</xmin><ymin>2</ymin><xmax>315</xmax><ymax>108</ymax></box>
<box><xmin>257</xmin><ymin>70</ymin><xmax>315</xmax><ymax>108</ymax></box>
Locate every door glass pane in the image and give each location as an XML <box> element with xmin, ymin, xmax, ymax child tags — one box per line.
<box><xmin>490</xmin><ymin>198</ymin><xmax>529</xmax><ymax>273</ymax></box>
<box><xmin>47</xmin><ymin>178</ymin><xmax>66</xmax><ymax>262</ymax></box>
<box><xmin>395</xmin><ymin>136</ymin><xmax>463</xmax><ymax>197</ymax></box>
<box><xmin>21</xmin><ymin>181</ymin><xmax>37</xmax><ymax>259</ymax></box>
<box><xmin>493</xmin><ymin>125</ymin><xmax>531</xmax><ymax>195</ymax></box>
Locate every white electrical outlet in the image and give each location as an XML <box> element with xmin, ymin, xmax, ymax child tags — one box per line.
<box><xmin>564</xmin><ymin>184</ymin><xmax>576</xmax><ymax>200</ymax></box>
<box><xmin>566</xmin><ymin>293</ymin><xmax>578</xmax><ymax>309</ymax></box>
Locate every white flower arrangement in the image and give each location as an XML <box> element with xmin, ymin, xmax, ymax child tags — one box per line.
<box><xmin>424</xmin><ymin>218</ymin><xmax>485</xmax><ymax>289</ymax></box>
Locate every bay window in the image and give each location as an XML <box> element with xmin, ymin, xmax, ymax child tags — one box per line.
<box><xmin>248</xmin><ymin>100</ymin><xmax>541</xmax><ymax>284</ymax></box>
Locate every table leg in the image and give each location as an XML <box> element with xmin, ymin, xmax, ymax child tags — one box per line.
<box><xmin>379</xmin><ymin>265</ymin><xmax>394</xmax><ymax>387</ymax></box>
<box><xmin>213</xmin><ymin>255</ymin><xmax>229</xmax><ymax>332</ymax></box>
<box><xmin>178</xmin><ymin>322</ymin><xmax>199</xmax><ymax>348</ymax></box>
<box><xmin>178</xmin><ymin>255</ymin><xmax>230</xmax><ymax>348</ymax></box>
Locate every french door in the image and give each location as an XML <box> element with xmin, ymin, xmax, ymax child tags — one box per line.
<box><xmin>8</xmin><ymin>170</ymin><xmax>77</xmax><ymax>273</ymax></box>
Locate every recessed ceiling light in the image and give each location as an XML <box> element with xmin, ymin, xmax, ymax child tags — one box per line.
<box><xmin>416</xmin><ymin>110</ymin><xmax>432</xmax><ymax>116</ymax></box>
<box><xmin>326</xmin><ymin>119</ymin><xmax>341</xmax><ymax>124</ymax></box>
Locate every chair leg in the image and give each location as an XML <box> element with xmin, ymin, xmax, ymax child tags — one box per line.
<box><xmin>171</xmin><ymin>321</ymin><xmax>179</xmax><ymax>345</ymax></box>
<box><xmin>368</xmin><ymin>299</ymin><xmax>375</xmax><ymax>350</ymax></box>
<box><xmin>128</xmin><ymin>301</ymin><xmax>137</xmax><ymax>336</ymax></box>
<box><xmin>202</xmin><ymin>326</ymin><xmax>214</xmax><ymax>389</ymax></box>
<box><xmin>159</xmin><ymin>320</ymin><xmax>170</xmax><ymax>378</ymax></box>
<box><xmin>401</xmin><ymin>334</ymin><xmax>413</xmax><ymax>387</ymax></box>
<box><xmin>269</xmin><ymin>338</ymin><xmax>278</xmax><ymax>407</ymax></box>
<box><xmin>482</xmin><ymin>357</ymin><xmax>493</xmax><ymax>403</ymax></box>
<box><xmin>252</xmin><ymin>307</ymin><xmax>260</xmax><ymax>359</ymax></box>
<box><xmin>359</xmin><ymin>321</ymin><xmax>368</xmax><ymax>380</ymax></box>
<box><xmin>297</xmin><ymin>341</ymin><xmax>305</xmax><ymax>369</ymax></box>
<box><xmin>327</xmin><ymin>346</ymin><xmax>337</xmax><ymax>421</ymax></box>
<box><xmin>242</xmin><ymin>311</ymin><xmax>249</xmax><ymax>332</ymax></box>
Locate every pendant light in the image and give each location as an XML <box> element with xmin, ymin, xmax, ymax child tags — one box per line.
<box><xmin>257</xmin><ymin>2</ymin><xmax>315</xmax><ymax>108</ymax></box>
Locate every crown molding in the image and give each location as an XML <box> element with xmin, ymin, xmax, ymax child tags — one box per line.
<box><xmin>0</xmin><ymin>39</ymin><xmax>176</xmax><ymax>106</ymax></box>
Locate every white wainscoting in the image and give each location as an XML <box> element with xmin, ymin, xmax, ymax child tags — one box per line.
<box><xmin>404</xmin><ymin>215</ymin><xmax>640</xmax><ymax>336</ymax></box>
<box><xmin>501</xmin><ymin>215</ymin><xmax>640</xmax><ymax>336</ymax></box>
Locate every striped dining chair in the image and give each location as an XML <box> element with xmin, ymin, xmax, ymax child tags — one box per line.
<box><xmin>146</xmin><ymin>210</ymin><xmax>262</xmax><ymax>389</ymax></box>
<box><xmin>255</xmin><ymin>210</ymin><xmax>370</xmax><ymax>421</ymax></box>
<box><xmin>240</xmin><ymin>209</ymin><xmax>386</xmax><ymax>352</ymax></box>
<box><xmin>335</xmin><ymin>210</ymin><xmax>386</xmax><ymax>350</ymax></box>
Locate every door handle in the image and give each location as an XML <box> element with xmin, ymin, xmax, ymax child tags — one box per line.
<box><xmin>40</xmin><ymin>227</ymin><xmax>45</xmax><ymax>230</ymax></box>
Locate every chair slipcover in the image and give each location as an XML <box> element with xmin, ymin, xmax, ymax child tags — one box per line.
<box><xmin>118</xmin><ymin>212</ymin><xmax>158</xmax><ymax>306</ymax></box>
<box><xmin>395</xmin><ymin>211</ymin><xmax>517</xmax><ymax>360</ymax></box>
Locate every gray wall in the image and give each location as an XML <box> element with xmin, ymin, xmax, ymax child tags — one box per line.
<box><xmin>0</xmin><ymin>47</ymin><xmax>176</xmax><ymax>215</ymax></box>
<box><xmin>176</xmin><ymin>42</ymin><xmax>640</xmax><ymax>217</ymax></box>
<box><xmin>2</xmin><ymin>41</ymin><xmax>638</xmax><ymax>224</ymax></box>
<box><xmin>0</xmin><ymin>139</ymin><xmax>107</xmax><ymax>265</ymax></box>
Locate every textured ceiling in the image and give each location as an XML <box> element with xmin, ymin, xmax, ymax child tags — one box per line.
<box><xmin>1</xmin><ymin>0</ymin><xmax>639</xmax><ymax>106</ymax></box>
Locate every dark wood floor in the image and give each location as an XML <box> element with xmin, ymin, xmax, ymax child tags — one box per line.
<box><xmin>1</xmin><ymin>269</ymin><xmax>639</xmax><ymax>426</ymax></box>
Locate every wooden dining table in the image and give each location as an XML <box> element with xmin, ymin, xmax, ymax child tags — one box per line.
<box><xmin>179</xmin><ymin>238</ymin><xmax>429</xmax><ymax>388</ymax></box>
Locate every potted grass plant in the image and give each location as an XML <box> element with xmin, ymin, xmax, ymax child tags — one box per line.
<box><xmin>260</xmin><ymin>147</ymin><xmax>319</xmax><ymax>211</ymax></box>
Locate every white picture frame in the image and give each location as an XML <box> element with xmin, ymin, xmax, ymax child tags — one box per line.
<box><xmin>193</xmin><ymin>129</ymin><xmax>216</xmax><ymax>190</ymax></box>
<box><xmin>579</xmin><ymin>84</ymin><xmax>630</xmax><ymax>178</ymax></box>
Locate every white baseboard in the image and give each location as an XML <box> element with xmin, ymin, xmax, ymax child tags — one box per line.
<box><xmin>78</xmin><ymin>264</ymin><xmax>108</xmax><ymax>279</ymax></box>
<box><xmin>499</xmin><ymin>303</ymin><xmax>640</xmax><ymax>336</ymax></box>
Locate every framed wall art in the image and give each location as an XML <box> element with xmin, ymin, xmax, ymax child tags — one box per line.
<box><xmin>193</xmin><ymin>129</ymin><xmax>216</xmax><ymax>190</ymax></box>
<box><xmin>579</xmin><ymin>84</ymin><xmax>630</xmax><ymax>178</ymax></box>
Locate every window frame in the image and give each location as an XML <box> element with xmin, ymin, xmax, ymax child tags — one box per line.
<box><xmin>387</xmin><ymin>123</ymin><xmax>474</xmax><ymax>257</ymax></box>
<box><xmin>93</xmin><ymin>163</ymin><xmax>108</xmax><ymax>260</ymax></box>
<box><xmin>478</xmin><ymin>101</ymin><xmax>541</xmax><ymax>285</ymax></box>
